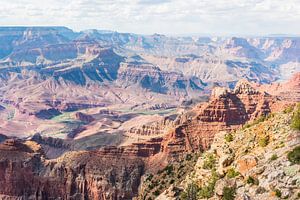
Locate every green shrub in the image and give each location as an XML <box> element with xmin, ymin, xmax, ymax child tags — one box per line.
<box><xmin>181</xmin><ymin>182</ymin><xmax>199</xmax><ymax>200</ymax></box>
<box><xmin>164</xmin><ymin>165</ymin><xmax>174</xmax><ymax>175</ymax></box>
<box><xmin>243</xmin><ymin>123</ymin><xmax>251</xmax><ymax>129</ymax></box>
<box><xmin>153</xmin><ymin>189</ymin><xmax>160</xmax><ymax>196</ymax></box>
<box><xmin>283</xmin><ymin>106</ymin><xmax>293</xmax><ymax>114</ymax></box>
<box><xmin>198</xmin><ymin>183</ymin><xmax>214</xmax><ymax>198</ymax></box>
<box><xmin>148</xmin><ymin>183</ymin><xmax>155</xmax><ymax>190</ymax></box>
<box><xmin>203</xmin><ymin>153</ymin><xmax>216</xmax><ymax>170</ymax></box>
<box><xmin>246</xmin><ymin>176</ymin><xmax>259</xmax><ymax>185</ymax></box>
<box><xmin>222</xmin><ymin>187</ymin><xmax>236</xmax><ymax>200</ymax></box>
<box><xmin>270</xmin><ymin>154</ymin><xmax>278</xmax><ymax>161</ymax></box>
<box><xmin>185</xmin><ymin>154</ymin><xmax>192</xmax><ymax>161</ymax></box>
<box><xmin>243</xmin><ymin>115</ymin><xmax>268</xmax><ymax>129</ymax></box>
<box><xmin>226</xmin><ymin>168</ymin><xmax>240</xmax><ymax>178</ymax></box>
<box><xmin>225</xmin><ymin>133</ymin><xmax>234</xmax><ymax>142</ymax></box>
<box><xmin>198</xmin><ymin>170</ymin><xmax>219</xmax><ymax>198</ymax></box>
<box><xmin>274</xmin><ymin>189</ymin><xmax>282</xmax><ymax>198</ymax></box>
<box><xmin>146</xmin><ymin>174</ymin><xmax>153</xmax><ymax>182</ymax></box>
<box><xmin>287</xmin><ymin>146</ymin><xmax>300</xmax><ymax>165</ymax></box>
<box><xmin>291</xmin><ymin>103</ymin><xmax>300</xmax><ymax>130</ymax></box>
<box><xmin>254</xmin><ymin>115</ymin><xmax>267</xmax><ymax>124</ymax></box>
<box><xmin>258</xmin><ymin>135</ymin><xmax>269</xmax><ymax>147</ymax></box>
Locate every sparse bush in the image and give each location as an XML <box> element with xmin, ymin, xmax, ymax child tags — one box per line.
<box><xmin>153</xmin><ymin>189</ymin><xmax>160</xmax><ymax>196</ymax></box>
<box><xmin>164</xmin><ymin>165</ymin><xmax>174</xmax><ymax>175</ymax></box>
<box><xmin>146</xmin><ymin>174</ymin><xmax>153</xmax><ymax>182</ymax></box>
<box><xmin>225</xmin><ymin>133</ymin><xmax>234</xmax><ymax>142</ymax></box>
<box><xmin>243</xmin><ymin>115</ymin><xmax>268</xmax><ymax>129</ymax></box>
<box><xmin>283</xmin><ymin>106</ymin><xmax>293</xmax><ymax>114</ymax></box>
<box><xmin>266</xmin><ymin>113</ymin><xmax>275</xmax><ymax>119</ymax></box>
<box><xmin>203</xmin><ymin>153</ymin><xmax>216</xmax><ymax>170</ymax></box>
<box><xmin>274</xmin><ymin>189</ymin><xmax>282</xmax><ymax>198</ymax></box>
<box><xmin>258</xmin><ymin>135</ymin><xmax>269</xmax><ymax>147</ymax></box>
<box><xmin>226</xmin><ymin>168</ymin><xmax>240</xmax><ymax>178</ymax></box>
<box><xmin>198</xmin><ymin>170</ymin><xmax>219</xmax><ymax>198</ymax></box>
<box><xmin>186</xmin><ymin>154</ymin><xmax>192</xmax><ymax>161</ymax></box>
<box><xmin>254</xmin><ymin>115</ymin><xmax>267</xmax><ymax>124</ymax></box>
<box><xmin>243</xmin><ymin>123</ymin><xmax>251</xmax><ymax>129</ymax></box>
<box><xmin>181</xmin><ymin>182</ymin><xmax>199</xmax><ymax>200</ymax></box>
<box><xmin>291</xmin><ymin>103</ymin><xmax>300</xmax><ymax>130</ymax></box>
<box><xmin>287</xmin><ymin>146</ymin><xmax>300</xmax><ymax>165</ymax></box>
<box><xmin>270</xmin><ymin>154</ymin><xmax>278</xmax><ymax>161</ymax></box>
<box><xmin>198</xmin><ymin>183</ymin><xmax>214</xmax><ymax>198</ymax></box>
<box><xmin>246</xmin><ymin>176</ymin><xmax>259</xmax><ymax>185</ymax></box>
<box><xmin>222</xmin><ymin>187</ymin><xmax>236</xmax><ymax>200</ymax></box>
<box><xmin>148</xmin><ymin>183</ymin><xmax>155</xmax><ymax>190</ymax></box>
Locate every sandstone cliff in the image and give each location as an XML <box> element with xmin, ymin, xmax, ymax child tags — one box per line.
<box><xmin>159</xmin><ymin>79</ymin><xmax>285</xmax><ymax>157</ymax></box>
<box><xmin>158</xmin><ymin>106</ymin><xmax>300</xmax><ymax>200</ymax></box>
<box><xmin>0</xmin><ymin>139</ymin><xmax>145</xmax><ymax>200</ymax></box>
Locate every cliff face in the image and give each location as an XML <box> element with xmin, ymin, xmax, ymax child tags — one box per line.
<box><xmin>0</xmin><ymin>139</ymin><xmax>145</xmax><ymax>200</ymax></box>
<box><xmin>171</xmin><ymin>108</ymin><xmax>300</xmax><ymax>200</ymax></box>
<box><xmin>160</xmin><ymin>79</ymin><xmax>285</xmax><ymax>155</ymax></box>
<box><xmin>126</xmin><ymin>115</ymin><xmax>175</xmax><ymax>136</ymax></box>
<box><xmin>0</xmin><ymin>79</ymin><xmax>291</xmax><ymax>199</ymax></box>
<box><xmin>259</xmin><ymin>72</ymin><xmax>300</xmax><ymax>102</ymax></box>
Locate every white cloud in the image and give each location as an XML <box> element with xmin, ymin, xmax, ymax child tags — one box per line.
<box><xmin>0</xmin><ymin>0</ymin><xmax>299</xmax><ymax>35</ymax></box>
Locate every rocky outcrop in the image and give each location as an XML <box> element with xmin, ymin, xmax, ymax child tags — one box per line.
<box><xmin>30</xmin><ymin>133</ymin><xmax>72</xmax><ymax>159</ymax></box>
<box><xmin>160</xmin><ymin>79</ymin><xmax>284</xmax><ymax>155</ymax></box>
<box><xmin>127</xmin><ymin>115</ymin><xmax>176</xmax><ymax>136</ymax></box>
<box><xmin>0</xmin><ymin>139</ymin><xmax>145</xmax><ymax>200</ymax></box>
<box><xmin>98</xmin><ymin>138</ymin><xmax>163</xmax><ymax>158</ymax></box>
<box><xmin>34</xmin><ymin>108</ymin><xmax>62</xmax><ymax>119</ymax></box>
<box><xmin>0</xmin><ymin>139</ymin><xmax>34</xmax><ymax>152</ymax></box>
<box><xmin>117</xmin><ymin>61</ymin><xmax>205</xmax><ymax>95</ymax></box>
<box><xmin>177</xmin><ymin>109</ymin><xmax>300</xmax><ymax>200</ymax></box>
<box><xmin>74</xmin><ymin>112</ymin><xmax>95</xmax><ymax>123</ymax></box>
<box><xmin>259</xmin><ymin>72</ymin><xmax>300</xmax><ymax>102</ymax></box>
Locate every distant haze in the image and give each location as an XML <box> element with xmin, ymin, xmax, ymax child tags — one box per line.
<box><xmin>0</xmin><ymin>0</ymin><xmax>300</xmax><ymax>35</ymax></box>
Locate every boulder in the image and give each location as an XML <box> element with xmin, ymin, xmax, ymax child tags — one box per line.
<box><xmin>236</xmin><ymin>155</ymin><xmax>257</xmax><ymax>176</ymax></box>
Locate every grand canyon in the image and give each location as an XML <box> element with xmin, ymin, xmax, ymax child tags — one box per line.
<box><xmin>0</xmin><ymin>26</ymin><xmax>299</xmax><ymax>200</ymax></box>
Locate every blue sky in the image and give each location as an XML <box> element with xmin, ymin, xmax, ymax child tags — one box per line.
<box><xmin>0</xmin><ymin>0</ymin><xmax>299</xmax><ymax>35</ymax></box>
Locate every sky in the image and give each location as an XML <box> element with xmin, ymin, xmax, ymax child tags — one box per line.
<box><xmin>0</xmin><ymin>0</ymin><xmax>300</xmax><ymax>35</ymax></box>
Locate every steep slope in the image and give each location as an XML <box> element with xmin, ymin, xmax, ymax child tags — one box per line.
<box><xmin>0</xmin><ymin>79</ymin><xmax>293</xmax><ymax>199</ymax></box>
<box><xmin>259</xmin><ymin>72</ymin><xmax>300</xmax><ymax>102</ymax></box>
<box><xmin>0</xmin><ymin>138</ymin><xmax>145</xmax><ymax>200</ymax></box>
<box><xmin>158</xmin><ymin>105</ymin><xmax>300</xmax><ymax>200</ymax></box>
<box><xmin>159</xmin><ymin>79</ymin><xmax>285</xmax><ymax>157</ymax></box>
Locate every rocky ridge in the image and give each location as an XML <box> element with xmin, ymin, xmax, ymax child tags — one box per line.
<box><xmin>0</xmin><ymin>77</ymin><xmax>296</xmax><ymax>199</ymax></box>
<box><xmin>158</xmin><ymin>106</ymin><xmax>300</xmax><ymax>200</ymax></box>
<box><xmin>159</xmin><ymin>79</ymin><xmax>286</xmax><ymax>157</ymax></box>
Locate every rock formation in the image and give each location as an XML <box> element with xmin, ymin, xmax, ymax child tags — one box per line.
<box><xmin>173</xmin><ymin>108</ymin><xmax>300</xmax><ymax>200</ymax></box>
<box><xmin>259</xmin><ymin>72</ymin><xmax>300</xmax><ymax>102</ymax></box>
<box><xmin>160</xmin><ymin>79</ymin><xmax>285</xmax><ymax>156</ymax></box>
<box><xmin>74</xmin><ymin>112</ymin><xmax>95</xmax><ymax>123</ymax></box>
<box><xmin>0</xmin><ymin>26</ymin><xmax>299</xmax><ymax>200</ymax></box>
<box><xmin>0</xmin><ymin>139</ymin><xmax>145</xmax><ymax>200</ymax></box>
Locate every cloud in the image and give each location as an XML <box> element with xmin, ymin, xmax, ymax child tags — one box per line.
<box><xmin>137</xmin><ymin>0</ymin><xmax>171</xmax><ymax>5</ymax></box>
<box><xmin>0</xmin><ymin>0</ymin><xmax>299</xmax><ymax>35</ymax></box>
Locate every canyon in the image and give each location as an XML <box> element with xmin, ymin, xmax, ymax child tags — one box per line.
<box><xmin>0</xmin><ymin>74</ymin><xmax>298</xmax><ymax>199</ymax></box>
<box><xmin>0</xmin><ymin>27</ymin><xmax>299</xmax><ymax>199</ymax></box>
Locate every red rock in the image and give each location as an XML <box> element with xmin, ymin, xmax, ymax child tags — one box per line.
<box><xmin>160</xmin><ymin>79</ymin><xmax>285</xmax><ymax>155</ymax></box>
<box><xmin>236</xmin><ymin>155</ymin><xmax>258</xmax><ymax>176</ymax></box>
<box><xmin>74</xmin><ymin>112</ymin><xmax>95</xmax><ymax>123</ymax></box>
<box><xmin>0</xmin><ymin>141</ymin><xmax>145</xmax><ymax>200</ymax></box>
<box><xmin>259</xmin><ymin>72</ymin><xmax>300</xmax><ymax>102</ymax></box>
